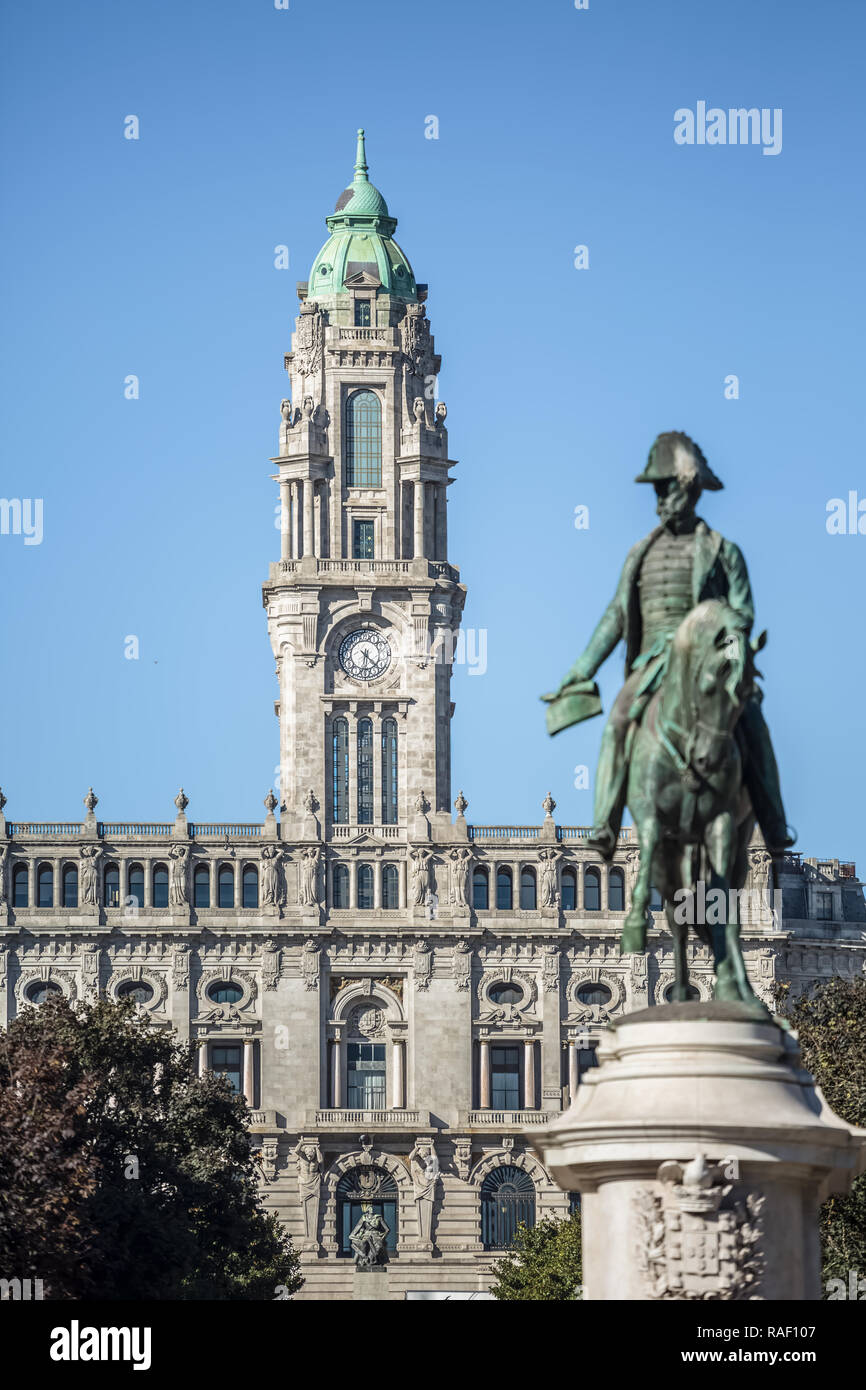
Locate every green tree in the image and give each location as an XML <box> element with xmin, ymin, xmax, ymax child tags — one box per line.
<box><xmin>779</xmin><ymin>976</ymin><xmax>866</xmax><ymax>1291</ymax></box>
<box><xmin>490</xmin><ymin>1211</ymin><xmax>583</xmax><ymax>1300</ymax></box>
<box><xmin>0</xmin><ymin>995</ymin><xmax>302</xmax><ymax>1300</ymax></box>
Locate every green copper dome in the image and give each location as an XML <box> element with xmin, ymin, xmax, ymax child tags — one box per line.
<box><xmin>308</xmin><ymin>130</ymin><xmax>417</xmax><ymax>301</ymax></box>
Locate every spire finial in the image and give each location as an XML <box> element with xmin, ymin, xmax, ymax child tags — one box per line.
<box><xmin>354</xmin><ymin>127</ymin><xmax>368</xmax><ymax>181</ymax></box>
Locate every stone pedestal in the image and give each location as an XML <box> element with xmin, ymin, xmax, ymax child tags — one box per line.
<box><xmin>353</xmin><ymin>1266</ymin><xmax>391</xmax><ymax>1300</ymax></box>
<box><xmin>531</xmin><ymin>1002</ymin><xmax>866</xmax><ymax>1301</ymax></box>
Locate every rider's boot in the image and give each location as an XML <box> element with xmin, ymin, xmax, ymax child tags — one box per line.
<box><xmin>586</xmin><ymin>721</ymin><xmax>628</xmax><ymax>860</ymax></box>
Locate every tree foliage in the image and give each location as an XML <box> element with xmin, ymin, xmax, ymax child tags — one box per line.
<box><xmin>0</xmin><ymin>995</ymin><xmax>302</xmax><ymax>1300</ymax></box>
<box><xmin>779</xmin><ymin>976</ymin><xmax>866</xmax><ymax>1290</ymax></box>
<box><xmin>490</xmin><ymin>1211</ymin><xmax>583</xmax><ymax>1300</ymax></box>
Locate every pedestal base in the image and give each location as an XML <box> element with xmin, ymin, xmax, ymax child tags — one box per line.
<box><xmin>352</xmin><ymin>1266</ymin><xmax>391</xmax><ymax>1301</ymax></box>
<box><xmin>531</xmin><ymin>1002</ymin><xmax>866</xmax><ymax>1301</ymax></box>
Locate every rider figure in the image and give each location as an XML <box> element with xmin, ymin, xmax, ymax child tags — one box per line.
<box><xmin>555</xmin><ymin>432</ymin><xmax>794</xmax><ymax>860</ymax></box>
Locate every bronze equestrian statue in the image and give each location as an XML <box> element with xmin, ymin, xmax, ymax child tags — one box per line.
<box><xmin>544</xmin><ymin>432</ymin><xmax>794</xmax><ymax>1008</ymax></box>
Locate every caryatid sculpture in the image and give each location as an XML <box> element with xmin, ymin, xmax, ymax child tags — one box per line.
<box><xmin>544</xmin><ymin>432</ymin><xmax>794</xmax><ymax>1009</ymax></box>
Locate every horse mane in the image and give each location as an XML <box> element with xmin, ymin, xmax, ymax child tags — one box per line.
<box><xmin>663</xmin><ymin>600</ymin><xmax>752</xmax><ymax>717</ymax></box>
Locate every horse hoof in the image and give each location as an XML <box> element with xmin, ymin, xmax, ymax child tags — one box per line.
<box><xmin>620</xmin><ymin>925</ymin><xmax>647</xmax><ymax>955</ymax></box>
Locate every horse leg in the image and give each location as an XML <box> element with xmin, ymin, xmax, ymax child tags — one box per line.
<box><xmin>724</xmin><ymin>816</ymin><xmax>765</xmax><ymax>1011</ymax></box>
<box><xmin>665</xmin><ymin>899</ymin><xmax>689</xmax><ymax>1001</ymax></box>
<box><xmin>704</xmin><ymin>811</ymin><xmax>739</xmax><ymax>1002</ymax></box>
<box><xmin>621</xmin><ymin>816</ymin><xmax>658</xmax><ymax>954</ymax></box>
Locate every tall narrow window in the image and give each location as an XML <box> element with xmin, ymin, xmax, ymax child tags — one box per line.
<box><xmin>354</xmin><ymin>299</ymin><xmax>371</xmax><ymax>327</ymax></box>
<box><xmin>347</xmin><ymin>1042</ymin><xmax>386</xmax><ymax>1109</ymax></box>
<box><xmin>491</xmin><ymin>1046</ymin><xmax>521</xmax><ymax>1110</ymax></box>
<box><xmin>481</xmin><ymin>1166</ymin><xmax>535</xmax><ymax>1250</ymax></box>
<box><xmin>332</xmin><ymin>863</ymin><xmax>350</xmax><ymax>909</ymax></box>
<box><xmin>381</xmin><ymin>717</ymin><xmax>398</xmax><ymax>824</ymax></box>
<box><xmin>608</xmin><ymin>867</ymin><xmax>625</xmax><ymax>912</ymax></box>
<box><xmin>584</xmin><ymin>866</ymin><xmax>601</xmax><ymax>911</ymax></box>
<box><xmin>218</xmin><ymin>864</ymin><xmax>234</xmax><ymax>908</ymax></box>
<box><xmin>332</xmin><ymin>717</ymin><xmax>349</xmax><ymax>824</ymax></box>
<box><xmin>352</xmin><ymin>519</ymin><xmax>375</xmax><ymax>559</ymax></box>
<box><xmin>561</xmin><ymin>867</ymin><xmax>577</xmax><ymax>911</ymax></box>
<box><xmin>357</xmin><ymin>863</ymin><xmax>374</xmax><ymax>909</ymax></box>
<box><xmin>128</xmin><ymin>863</ymin><xmax>144</xmax><ymax>908</ymax></box>
<box><xmin>242</xmin><ymin>865</ymin><xmax>258</xmax><ymax>908</ymax></box>
<box><xmin>210</xmin><ymin>1045</ymin><xmax>242</xmax><ymax>1094</ymax></box>
<box><xmin>62</xmin><ymin>865</ymin><xmax>78</xmax><ymax>908</ymax></box>
<box><xmin>194</xmin><ymin>865</ymin><xmax>210</xmax><ymax>909</ymax></box>
<box><xmin>473</xmin><ymin>866</ymin><xmax>489</xmax><ymax>910</ymax></box>
<box><xmin>382</xmin><ymin>863</ymin><xmax>399</xmax><ymax>909</ymax></box>
<box><xmin>37</xmin><ymin>863</ymin><xmax>53</xmax><ymax>907</ymax></box>
<box><xmin>357</xmin><ymin>718</ymin><xmax>374</xmax><ymax>824</ymax></box>
<box><xmin>12</xmin><ymin>864</ymin><xmax>28</xmax><ymax>907</ymax></box>
<box><xmin>520</xmin><ymin>867</ymin><xmax>537</xmax><ymax>910</ymax></box>
<box><xmin>104</xmin><ymin>863</ymin><xmax>120</xmax><ymax>908</ymax></box>
<box><xmin>496</xmin><ymin>867</ymin><xmax>513</xmax><ymax>911</ymax></box>
<box><xmin>152</xmin><ymin>863</ymin><xmax>169</xmax><ymax>908</ymax></box>
<box><xmin>345</xmin><ymin>390</ymin><xmax>382</xmax><ymax>487</ymax></box>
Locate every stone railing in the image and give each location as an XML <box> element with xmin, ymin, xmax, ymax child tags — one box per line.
<box><xmin>189</xmin><ymin>824</ymin><xmax>263</xmax><ymax>839</ymax></box>
<box><xmin>313</xmin><ymin>1108</ymin><xmax>429</xmax><ymax>1127</ymax></box>
<box><xmin>337</xmin><ymin>326</ymin><xmax>389</xmax><ymax>342</ymax></box>
<box><xmin>466</xmin><ymin>1110</ymin><xmax>554</xmax><ymax>1126</ymax></box>
<box><xmin>331</xmin><ymin>825</ymin><xmax>402</xmax><ymax>840</ymax></box>
<box><xmin>468</xmin><ymin>826</ymin><xmax>545</xmax><ymax>841</ymax></box>
<box><xmin>100</xmin><ymin>823</ymin><xmax>174</xmax><ymax>838</ymax></box>
<box><xmin>317</xmin><ymin>559</ymin><xmax>412</xmax><ymax>575</ymax></box>
<box><xmin>7</xmin><ymin>823</ymin><xmax>82</xmax><ymax>837</ymax></box>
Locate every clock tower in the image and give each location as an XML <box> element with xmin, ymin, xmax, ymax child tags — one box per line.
<box><xmin>263</xmin><ymin>131</ymin><xmax>466</xmax><ymax>841</ymax></box>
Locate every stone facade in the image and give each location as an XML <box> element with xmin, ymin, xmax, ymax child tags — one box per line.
<box><xmin>1</xmin><ymin>137</ymin><xmax>864</xmax><ymax>1300</ymax></box>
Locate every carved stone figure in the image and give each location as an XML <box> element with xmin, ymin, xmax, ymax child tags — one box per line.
<box><xmin>168</xmin><ymin>843</ymin><xmax>190</xmax><ymax>906</ymax></box>
<box><xmin>413</xmin><ymin>938</ymin><xmax>432</xmax><ymax>991</ymax></box>
<box><xmin>79</xmin><ymin>843</ymin><xmax>102</xmax><ymax>905</ymax></box>
<box><xmin>538</xmin><ymin>848</ymin><xmax>559</xmax><ymax>908</ymax></box>
<box><xmin>0</xmin><ymin>842</ymin><xmax>9</xmax><ymax>907</ymax></box>
<box><xmin>298</xmin><ymin>846</ymin><xmax>321</xmax><ymax>907</ymax></box>
<box><xmin>349</xmin><ymin>1207</ymin><xmax>390</xmax><ymax>1269</ymax></box>
<box><xmin>408</xmin><ymin>1139</ymin><xmax>440</xmax><ymax>1246</ymax></box>
<box><xmin>448</xmin><ymin>847</ymin><xmax>473</xmax><ymax>907</ymax></box>
<box><xmin>261</xmin><ymin>844</ymin><xmax>282</xmax><ymax>906</ymax></box>
<box><xmin>295</xmin><ymin>303</ymin><xmax>324</xmax><ymax>378</ymax></box>
<box><xmin>409</xmin><ymin>847</ymin><xmax>435</xmax><ymax>906</ymax></box>
<box><xmin>296</xmin><ymin>1141</ymin><xmax>323</xmax><ymax>1246</ymax></box>
<box><xmin>413</xmin><ymin>789</ymin><xmax>431</xmax><ymax>816</ymax></box>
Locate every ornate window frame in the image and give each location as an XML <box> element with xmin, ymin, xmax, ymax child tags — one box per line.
<box><xmin>15</xmin><ymin>966</ymin><xmax>77</xmax><ymax>1008</ymax></box>
<box><xmin>107</xmin><ymin>966</ymin><xmax>168</xmax><ymax>1017</ymax></box>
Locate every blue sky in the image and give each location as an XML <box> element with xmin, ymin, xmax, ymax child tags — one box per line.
<box><xmin>1</xmin><ymin>0</ymin><xmax>864</xmax><ymax>864</ymax></box>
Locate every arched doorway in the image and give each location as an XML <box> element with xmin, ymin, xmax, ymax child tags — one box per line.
<box><xmin>336</xmin><ymin>1166</ymin><xmax>398</xmax><ymax>1259</ymax></box>
<box><xmin>480</xmin><ymin>1164</ymin><xmax>536</xmax><ymax>1249</ymax></box>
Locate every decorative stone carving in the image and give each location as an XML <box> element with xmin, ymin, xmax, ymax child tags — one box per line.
<box><xmin>171</xmin><ymin>940</ymin><xmax>190</xmax><ymax>990</ymax></box>
<box><xmin>409</xmin><ymin>847</ymin><xmax>435</xmax><ymax>906</ymax></box>
<box><xmin>79</xmin><ymin>942</ymin><xmax>101</xmax><ymax>1001</ymax></box>
<box><xmin>538</xmin><ymin>848</ymin><xmax>560</xmax><ymax>907</ymax></box>
<box><xmin>301</xmin><ymin>936</ymin><xmax>320</xmax><ymax>991</ymax></box>
<box><xmin>349</xmin><ymin>1003</ymin><xmax>385</xmax><ymax>1039</ymax></box>
<box><xmin>168</xmin><ymin>843</ymin><xmax>190</xmax><ymax>906</ymax></box>
<box><xmin>633</xmin><ymin>1155</ymin><xmax>765</xmax><ymax>1301</ymax></box>
<box><xmin>477</xmin><ymin>967</ymin><xmax>538</xmax><ymax>1021</ymax></box>
<box><xmin>453</xmin><ymin>1136</ymin><xmax>472</xmax><ymax>1182</ymax></box>
<box><xmin>448</xmin><ymin>847</ymin><xmax>473</xmax><ymax>907</ymax></box>
<box><xmin>453</xmin><ymin>938</ymin><xmax>471</xmax><ymax>990</ymax></box>
<box><xmin>261</xmin><ymin>938</ymin><xmax>281</xmax><ymax>991</ymax></box>
<box><xmin>261</xmin><ymin>844</ymin><xmax>283</xmax><ymax>907</ymax></box>
<box><xmin>295</xmin><ymin>303</ymin><xmax>324</xmax><ymax>378</ymax></box>
<box><xmin>174</xmin><ymin>788</ymin><xmax>189</xmax><ymax>815</ymax></box>
<box><xmin>107</xmin><ymin>965</ymin><xmax>168</xmax><ymax>1015</ymax></box>
<box><xmin>453</xmin><ymin>790</ymin><xmax>468</xmax><ymax>817</ymax></box>
<box><xmin>568</xmin><ymin>968</ymin><xmax>626</xmax><ymax>1021</ymax></box>
<box><xmin>296</xmin><ymin>1140</ymin><xmax>323</xmax><ymax>1248</ymax></box>
<box><xmin>0</xmin><ymin>939</ymin><xmax>9</xmax><ymax>991</ymax></box>
<box><xmin>83</xmin><ymin>787</ymin><xmax>98</xmax><ymax>814</ymax></box>
<box><xmin>196</xmin><ymin>967</ymin><xmax>257</xmax><ymax>1021</ymax></box>
<box><xmin>15</xmin><ymin>967</ymin><xmax>77</xmax><ymax>1008</ymax></box>
<box><xmin>0</xmin><ymin>842</ymin><xmax>9</xmax><ymax>907</ymax></box>
<box><xmin>263</xmin><ymin>789</ymin><xmax>278</xmax><ymax>816</ymax></box>
<box><xmin>298</xmin><ymin>846</ymin><xmax>321</xmax><ymax>907</ymax></box>
<box><xmin>542</xmin><ymin>942</ymin><xmax>560</xmax><ymax>993</ymax></box>
<box><xmin>413</xmin><ymin>938</ymin><xmax>432</xmax><ymax>991</ymax></box>
<box><xmin>408</xmin><ymin>1139</ymin><xmax>440</xmax><ymax>1248</ymax></box>
<box><xmin>303</xmin><ymin>788</ymin><xmax>319</xmax><ymax>816</ymax></box>
<box><xmin>653</xmin><ymin>970</ymin><xmax>710</xmax><ymax>1006</ymax></box>
<box><xmin>413</xmin><ymin>789</ymin><xmax>431</xmax><ymax>816</ymax></box>
<box><xmin>79</xmin><ymin>843</ymin><xmax>101</xmax><ymax>905</ymax></box>
<box><xmin>542</xmin><ymin>791</ymin><xmax>556</xmax><ymax>817</ymax></box>
<box><xmin>629</xmin><ymin>950</ymin><xmax>649</xmax><ymax>1008</ymax></box>
<box><xmin>400</xmin><ymin>302</ymin><xmax>435</xmax><ymax>384</ymax></box>
<box><xmin>258</xmin><ymin>1136</ymin><xmax>279</xmax><ymax>1184</ymax></box>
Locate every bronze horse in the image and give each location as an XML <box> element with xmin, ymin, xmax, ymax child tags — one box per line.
<box><xmin>621</xmin><ymin>599</ymin><xmax>766</xmax><ymax>1012</ymax></box>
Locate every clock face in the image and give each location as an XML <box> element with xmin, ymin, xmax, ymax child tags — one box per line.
<box><xmin>338</xmin><ymin>628</ymin><xmax>392</xmax><ymax>681</ymax></box>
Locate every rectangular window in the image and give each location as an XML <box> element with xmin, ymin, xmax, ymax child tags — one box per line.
<box><xmin>354</xmin><ymin>299</ymin><xmax>371</xmax><ymax>327</ymax></box>
<box><xmin>578</xmin><ymin>1043</ymin><xmax>599</xmax><ymax>1080</ymax></box>
<box><xmin>347</xmin><ymin>1042</ymin><xmax>386</xmax><ymax>1110</ymax></box>
<box><xmin>815</xmin><ymin>891</ymin><xmax>833</xmax><ymax>921</ymax></box>
<box><xmin>491</xmin><ymin>1045</ymin><xmax>521</xmax><ymax>1110</ymax></box>
<box><xmin>352</xmin><ymin>519</ymin><xmax>375</xmax><ymax>559</ymax></box>
<box><xmin>210</xmin><ymin>1045</ymin><xmax>242</xmax><ymax>1094</ymax></box>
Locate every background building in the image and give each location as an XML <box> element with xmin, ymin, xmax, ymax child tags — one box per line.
<box><xmin>1</xmin><ymin>135</ymin><xmax>863</xmax><ymax>1299</ymax></box>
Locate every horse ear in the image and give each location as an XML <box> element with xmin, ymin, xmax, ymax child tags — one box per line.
<box><xmin>752</xmin><ymin>629</ymin><xmax>768</xmax><ymax>653</ymax></box>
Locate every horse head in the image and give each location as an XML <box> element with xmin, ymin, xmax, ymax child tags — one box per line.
<box><xmin>666</xmin><ymin>600</ymin><xmax>754</xmax><ymax>779</ymax></box>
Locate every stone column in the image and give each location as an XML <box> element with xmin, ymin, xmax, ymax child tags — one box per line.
<box><xmin>243</xmin><ymin>1039</ymin><xmax>255</xmax><ymax>1106</ymax></box>
<box><xmin>52</xmin><ymin>858</ymin><xmax>61</xmax><ymax>908</ymax></box>
<box><xmin>392</xmin><ymin>1040</ymin><xmax>404</xmax><ymax>1109</ymax></box>
<box><xmin>28</xmin><ymin>857</ymin><xmax>36</xmax><ymax>907</ymax></box>
<box><xmin>479</xmin><ymin>1038</ymin><xmax>491</xmax><ymax>1109</ymax></box>
<box><xmin>372</xmin><ymin>713</ymin><xmax>382</xmax><ymax>828</ymax></box>
<box><xmin>398</xmin><ymin>858</ymin><xmax>407</xmax><ymax>910</ymax></box>
<box><xmin>143</xmin><ymin>858</ymin><xmax>152</xmax><ymax>910</ymax></box>
<box><xmin>208</xmin><ymin>858</ymin><xmax>216</xmax><ymax>910</ymax></box>
<box><xmin>601</xmin><ymin>868</ymin><xmax>609</xmax><ymax>912</ymax></box>
<box><xmin>280</xmin><ymin>479</ymin><xmax>291</xmax><ymax>560</ymax></box>
<box><xmin>524</xmin><ymin>1039</ymin><xmax>536</xmax><ymax>1109</ymax></box>
<box><xmin>568</xmin><ymin>1039</ymin><xmax>579</xmax><ymax>1101</ymax></box>
<box><xmin>373</xmin><ymin>858</ymin><xmax>382</xmax><ymax>910</ymax></box>
<box><xmin>312</xmin><ymin>481</ymin><xmax>321</xmax><ymax>556</ymax></box>
<box><xmin>438</xmin><ymin>482</ymin><xmax>448</xmax><ymax>560</ymax></box>
<box><xmin>198</xmin><ymin>1040</ymin><xmax>207</xmax><ymax>1077</ymax></box>
<box><xmin>349</xmin><ymin>859</ymin><xmax>357</xmax><ymax>911</ymax></box>
<box><xmin>303</xmin><ymin>479</ymin><xmax>314</xmax><ymax>557</ymax></box>
<box><xmin>413</xmin><ymin>478</ymin><xmax>425</xmax><ymax>559</ymax></box>
<box><xmin>332</xmin><ymin>1035</ymin><xmax>343</xmax><ymax>1108</ymax></box>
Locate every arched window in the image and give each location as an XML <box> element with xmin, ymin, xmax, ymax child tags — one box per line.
<box><xmin>345</xmin><ymin>389</ymin><xmax>382</xmax><ymax>487</ymax></box>
<box><xmin>152</xmin><ymin>863</ymin><xmax>169</xmax><ymax>909</ymax></box>
<box><xmin>561</xmin><ymin>866</ymin><xmax>577</xmax><ymax>911</ymax></box>
<box><xmin>473</xmin><ymin>866</ymin><xmax>489</xmax><ymax>910</ymax></box>
<box><xmin>489</xmin><ymin>982</ymin><xmax>523</xmax><ymax>1006</ymax></box>
<box><xmin>332</xmin><ymin>717</ymin><xmax>349</xmax><ymax>824</ymax></box>
<box><xmin>12</xmin><ymin>863</ymin><xmax>28</xmax><ymax>907</ymax></box>
<box><xmin>218</xmin><ymin>864</ymin><xmax>234</xmax><ymax>909</ymax></box>
<box><xmin>609</xmin><ymin>867</ymin><xmax>625</xmax><ymax>912</ymax></box>
<box><xmin>664</xmin><ymin>982</ymin><xmax>701</xmax><ymax>1003</ymax></box>
<box><xmin>357</xmin><ymin>717</ymin><xmax>374</xmax><ymax>824</ymax></box>
<box><xmin>333</xmin><ymin>863</ymin><xmax>350</xmax><ymax>909</ymax></box>
<box><xmin>194</xmin><ymin>864</ymin><xmax>210</xmax><ymax>909</ymax></box>
<box><xmin>520</xmin><ymin>867</ymin><xmax>537</xmax><ymax>910</ymax></box>
<box><xmin>242</xmin><ymin>864</ymin><xmax>259</xmax><ymax>908</ymax></box>
<box><xmin>62</xmin><ymin>864</ymin><xmax>78</xmax><ymax>908</ymax></box>
<box><xmin>649</xmin><ymin>886</ymin><xmax>663</xmax><ymax>911</ymax></box>
<box><xmin>357</xmin><ymin>863</ymin><xmax>373</xmax><ymax>910</ymax></box>
<box><xmin>382</xmin><ymin>863</ymin><xmax>399</xmax><ymax>910</ymax></box>
<box><xmin>37</xmin><ymin>863</ymin><xmax>53</xmax><ymax>907</ymax></box>
<box><xmin>104</xmin><ymin>862</ymin><xmax>120</xmax><ymax>908</ymax></box>
<box><xmin>481</xmin><ymin>1166</ymin><xmax>536</xmax><ymax>1250</ymax></box>
<box><xmin>576</xmin><ymin>982</ymin><xmax>612</xmax><ymax>1007</ymax></box>
<box><xmin>207</xmin><ymin>980</ymin><xmax>242</xmax><ymax>1005</ymax></box>
<box><xmin>381</xmin><ymin>717</ymin><xmax>398</xmax><ymax>825</ymax></box>
<box><xmin>26</xmin><ymin>980</ymin><xmax>62</xmax><ymax>1006</ymax></box>
<box><xmin>496</xmin><ymin>867</ymin><xmax>513</xmax><ymax>911</ymax></box>
<box><xmin>127</xmin><ymin>863</ymin><xmax>144</xmax><ymax>908</ymax></box>
<box><xmin>118</xmin><ymin>980</ymin><xmax>154</xmax><ymax>1005</ymax></box>
<box><xmin>584</xmin><ymin>866</ymin><xmax>601</xmax><ymax>911</ymax></box>
<box><xmin>336</xmin><ymin>1166</ymin><xmax>397</xmax><ymax>1259</ymax></box>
